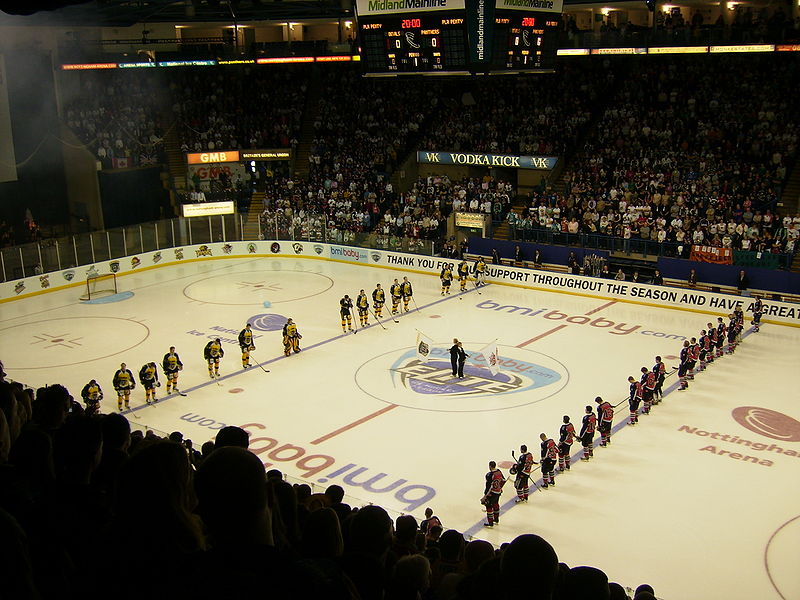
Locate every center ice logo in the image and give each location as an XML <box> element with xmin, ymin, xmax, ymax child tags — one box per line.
<box><xmin>355</xmin><ymin>345</ymin><xmax>568</xmax><ymax>412</ymax></box>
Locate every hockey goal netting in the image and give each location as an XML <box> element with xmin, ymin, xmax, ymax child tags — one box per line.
<box><xmin>79</xmin><ymin>273</ymin><xmax>118</xmax><ymax>301</ymax></box>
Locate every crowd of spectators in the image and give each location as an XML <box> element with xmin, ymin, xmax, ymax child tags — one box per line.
<box><xmin>64</xmin><ymin>70</ymin><xmax>167</xmax><ymax>169</ymax></box>
<box><xmin>0</xmin><ymin>219</ymin><xmax>17</xmax><ymax>247</ymax></box>
<box><xmin>310</xmin><ymin>67</ymin><xmax>440</xmax><ymax>178</ymax></box>
<box><xmin>509</xmin><ymin>54</ymin><xmax>800</xmax><ymax>259</ymax></box>
<box><xmin>419</xmin><ymin>60</ymin><xmax>616</xmax><ymax>158</ymax></box>
<box><xmin>0</xmin><ymin>372</ymin><xmax>660</xmax><ymax>599</ymax></box>
<box><xmin>173</xmin><ymin>66</ymin><xmax>306</xmax><ymax>154</ymax></box>
<box><xmin>562</xmin><ymin>6</ymin><xmax>800</xmax><ymax>48</ymax></box>
<box><xmin>53</xmin><ymin>55</ymin><xmax>800</xmax><ymax>268</ymax></box>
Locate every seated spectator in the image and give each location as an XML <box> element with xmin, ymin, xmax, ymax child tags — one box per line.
<box><xmin>501</xmin><ymin>534</ymin><xmax>559</xmax><ymax>600</ymax></box>
<box><xmin>214</xmin><ymin>425</ymin><xmax>249</xmax><ymax>449</ymax></box>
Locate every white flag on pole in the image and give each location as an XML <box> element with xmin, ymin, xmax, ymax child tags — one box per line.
<box><xmin>479</xmin><ymin>340</ymin><xmax>501</xmax><ymax>376</ymax></box>
<box><xmin>415</xmin><ymin>331</ymin><xmax>435</xmax><ymax>363</ymax></box>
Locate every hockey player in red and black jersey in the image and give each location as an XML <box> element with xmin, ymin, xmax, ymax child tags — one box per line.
<box><xmin>595</xmin><ymin>396</ymin><xmax>614</xmax><ymax>447</ymax></box>
<box><xmin>751</xmin><ymin>296</ymin><xmax>764</xmax><ymax>332</ymax></box>
<box><xmin>715</xmin><ymin>317</ymin><xmax>726</xmax><ymax>359</ymax></box>
<box><xmin>579</xmin><ymin>405</ymin><xmax>597</xmax><ymax>461</ymax></box>
<box><xmin>481</xmin><ymin>461</ymin><xmax>506</xmax><ymax>527</ymax></box>
<box><xmin>678</xmin><ymin>340</ymin><xmax>691</xmax><ymax>390</ymax></box>
<box><xmin>698</xmin><ymin>330</ymin><xmax>711</xmax><ymax>371</ymax></box>
<box><xmin>707</xmin><ymin>322</ymin><xmax>717</xmax><ymax>364</ymax></box>
<box><xmin>726</xmin><ymin>313</ymin><xmax>738</xmax><ymax>354</ymax></box>
<box><xmin>513</xmin><ymin>444</ymin><xmax>535</xmax><ymax>502</ymax></box>
<box><xmin>627</xmin><ymin>376</ymin><xmax>643</xmax><ymax>425</ymax></box>
<box><xmin>539</xmin><ymin>433</ymin><xmax>558</xmax><ymax>488</ymax></box>
<box><xmin>558</xmin><ymin>415</ymin><xmax>576</xmax><ymax>471</ymax></box>
<box><xmin>640</xmin><ymin>366</ymin><xmax>656</xmax><ymax>414</ymax></box>
<box><xmin>734</xmin><ymin>306</ymin><xmax>745</xmax><ymax>342</ymax></box>
<box><xmin>687</xmin><ymin>337</ymin><xmax>700</xmax><ymax>379</ymax></box>
<box><xmin>652</xmin><ymin>356</ymin><xmax>667</xmax><ymax>401</ymax></box>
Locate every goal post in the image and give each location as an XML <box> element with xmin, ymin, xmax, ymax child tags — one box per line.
<box><xmin>79</xmin><ymin>272</ymin><xmax>118</xmax><ymax>301</ymax></box>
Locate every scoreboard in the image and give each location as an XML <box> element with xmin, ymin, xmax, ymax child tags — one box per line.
<box><xmin>356</xmin><ymin>0</ymin><xmax>563</xmax><ymax>75</ymax></box>
<box><xmin>492</xmin><ymin>10</ymin><xmax>561</xmax><ymax>71</ymax></box>
<box><xmin>359</xmin><ymin>12</ymin><xmax>469</xmax><ymax>74</ymax></box>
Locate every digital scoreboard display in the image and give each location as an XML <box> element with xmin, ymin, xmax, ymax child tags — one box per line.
<box><xmin>359</xmin><ymin>12</ymin><xmax>470</xmax><ymax>74</ymax></box>
<box><xmin>355</xmin><ymin>0</ymin><xmax>563</xmax><ymax>75</ymax></box>
<box><xmin>492</xmin><ymin>11</ymin><xmax>561</xmax><ymax>71</ymax></box>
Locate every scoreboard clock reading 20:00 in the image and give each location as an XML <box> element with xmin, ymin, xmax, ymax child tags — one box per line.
<box><xmin>355</xmin><ymin>0</ymin><xmax>563</xmax><ymax>76</ymax></box>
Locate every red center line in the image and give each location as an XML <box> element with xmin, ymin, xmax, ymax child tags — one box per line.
<box><xmin>516</xmin><ymin>324</ymin><xmax>568</xmax><ymax>348</ymax></box>
<box><xmin>584</xmin><ymin>300</ymin><xmax>618</xmax><ymax>315</ymax></box>
<box><xmin>311</xmin><ymin>403</ymin><xmax>399</xmax><ymax>445</ymax></box>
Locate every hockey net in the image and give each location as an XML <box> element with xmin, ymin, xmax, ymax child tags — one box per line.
<box><xmin>79</xmin><ymin>273</ymin><xmax>118</xmax><ymax>301</ymax></box>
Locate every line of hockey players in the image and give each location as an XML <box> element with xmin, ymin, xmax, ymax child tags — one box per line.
<box><xmin>80</xmin><ymin>317</ymin><xmax>304</xmax><ymax>413</ymax></box>
<box><xmin>79</xmin><ymin>257</ymin><xmax>495</xmax><ymax>413</ymax></box>
<box><xmin>480</xmin><ymin>296</ymin><xmax>764</xmax><ymax>527</ymax></box>
<box><xmin>338</xmin><ymin>258</ymin><xmax>489</xmax><ymax>334</ymax></box>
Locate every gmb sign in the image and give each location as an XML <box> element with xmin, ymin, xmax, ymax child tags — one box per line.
<box><xmin>417</xmin><ymin>151</ymin><xmax>558</xmax><ymax>170</ymax></box>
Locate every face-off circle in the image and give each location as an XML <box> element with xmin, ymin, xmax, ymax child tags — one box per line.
<box><xmin>182</xmin><ymin>269</ymin><xmax>333</xmax><ymax>305</ymax></box>
<box><xmin>355</xmin><ymin>344</ymin><xmax>569</xmax><ymax>412</ymax></box>
<box><xmin>765</xmin><ymin>514</ymin><xmax>800</xmax><ymax>600</ymax></box>
<box><xmin>0</xmin><ymin>317</ymin><xmax>150</xmax><ymax>369</ymax></box>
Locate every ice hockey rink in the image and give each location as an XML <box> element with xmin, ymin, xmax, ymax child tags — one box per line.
<box><xmin>1</xmin><ymin>254</ymin><xmax>799</xmax><ymax>599</ymax></box>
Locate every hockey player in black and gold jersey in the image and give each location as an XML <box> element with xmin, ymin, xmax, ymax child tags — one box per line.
<box><xmin>390</xmin><ymin>279</ymin><xmax>402</xmax><ymax>315</ymax></box>
<box><xmin>81</xmin><ymin>379</ymin><xmax>103</xmax><ymax>416</ymax></box>
<box><xmin>457</xmin><ymin>260</ymin><xmax>470</xmax><ymax>292</ymax></box>
<box><xmin>474</xmin><ymin>258</ymin><xmax>487</xmax><ymax>287</ymax></box>
<box><xmin>204</xmin><ymin>338</ymin><xmax>224</xmax><ymax>378</ymax></box>
<box><xmin>112</xmin><ymin>363</ymin><xmax>135</xmax><ymax>411</ymax></box>
<box><xmin>372</xmin><ymin>284</ymin><xmax>385</xmax><ymax>318</ymax></box>
<box><xmin>340</xmin><ymin>295</ymin><xmax>354</xmax><ymax>333</ymax></box>
<box><xmin>440</xmin><ymin>264</ymin><xmax>453</xmax><ymax>295</ymax></box>
<box><xmin>238</xmin><ymin>323</ymin><xmax>256</xmax><ymax>369</ymax></box>
<box><xmin>356</xmin><ymin>290</ymin><xmax>370</xmax><ymax>327</ymax></box>
<box><xmin>139</xmin><ymin>362</ymin><xmax>160</xmax><ymax>405</ymax></box>
<box><xmin>162</xmin><ymin>346</ymin><xmax>184</xmax><ymax>394</ymax></box>
<box><xmin>283</xmin><ymin>318</ymin><xmax>302</xmax><ymax>356</ymax></box>
<box><xmin>401</xmin><ymin>277</ymin><xmax>413</xmax><ymax>312</ymax></box>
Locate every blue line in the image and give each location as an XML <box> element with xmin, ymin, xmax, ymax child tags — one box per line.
<box><xmin>463</xmin><ymin>326</ymin><xmax>756</xmax><ymax>539</ymax></box>
<box><xmin>126</xmin><ymin>283</ymin><xmax>487</xmax><ymax>416</ymax></box>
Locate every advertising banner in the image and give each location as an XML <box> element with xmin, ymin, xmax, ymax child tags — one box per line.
<box><xmin>417</xmin><ymin>150</ymin><xmax>558</xmax><ymax>170</ymax></box>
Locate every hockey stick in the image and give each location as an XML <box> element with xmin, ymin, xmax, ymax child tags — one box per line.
<box><xmin>471</xmin><ymin>275</ymin><xmax>483</xmax><ymax>295</ymax></box>
<box><xmin>411</xmin><ymin>295</ymin><xmax>422</xmax><ymax>313</ymax></box>
<box><xmin>369</xmin><ymin>306</ymin><xmax>387</xmax><ymax>330</ymax></box>
<box><xmin>511</xmin><ymin>449</ymin><xmax>540</xmax><ymax>492</ymax></box>
<box><xmin>351</xmin><ymin>309</ymin><xmax>359</xmax><ymax>335</ymax></box>
<box><xmin>249</xmin><ymin>350</ymin><xmax>270</xmax><ymax>373</ymax></box>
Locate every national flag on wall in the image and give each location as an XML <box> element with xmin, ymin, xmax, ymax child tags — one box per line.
<box><xmin>112</xmin><ymin>157</ymin><xmax>130</xmax><ymax>169</ymax></box>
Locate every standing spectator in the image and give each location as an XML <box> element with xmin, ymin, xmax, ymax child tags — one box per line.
<box><xmin>736</xmin><ymin>270</ymin><xmax>749</xmax><ymax>295</ymax></box>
